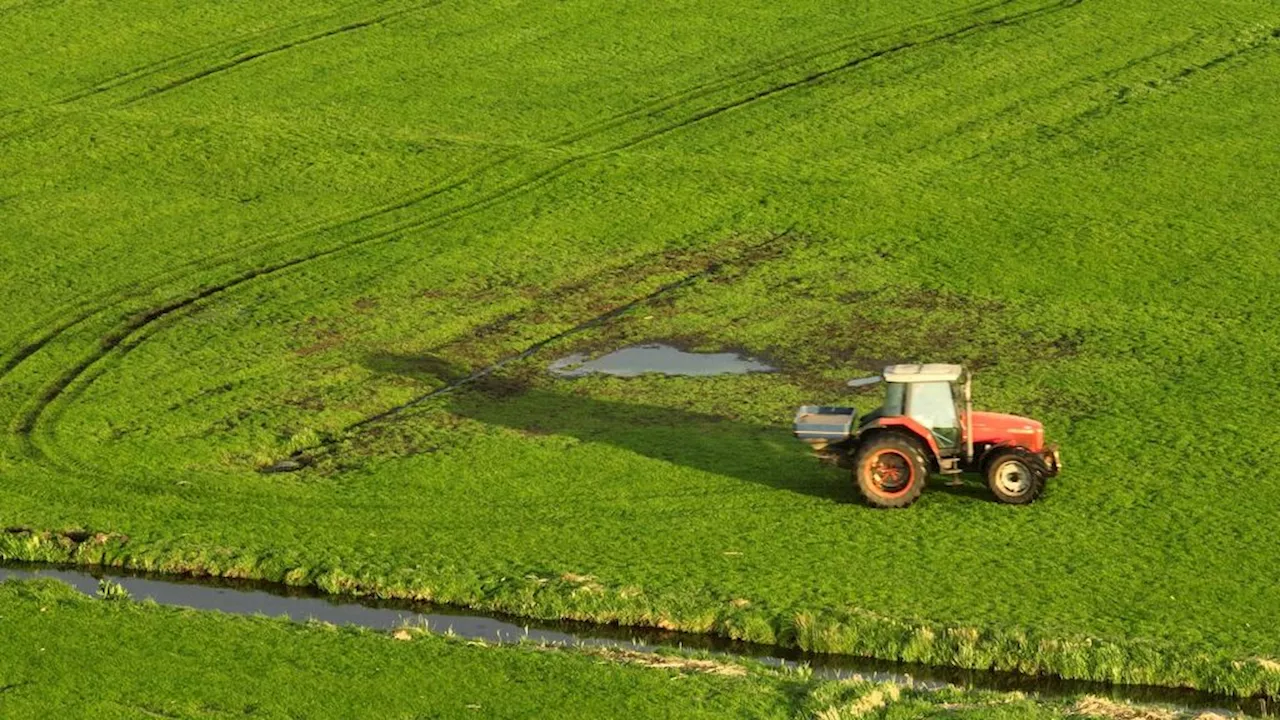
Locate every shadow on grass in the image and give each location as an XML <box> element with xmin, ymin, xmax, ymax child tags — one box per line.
<box><xmin>363</xmin><ymin>352</ymin><xmax>471</xmax><ymax>383</ymax></box>
<box><xmin>360</xmin><ymin>352</ymin><xmax>994</xmax><ymax>504</ymax></box>
<box><xmin>448</xmin><ymin>386</ymin><xmax>854</xmax><ymax>503</ymax></box>
<box><xmin>446</xmin><ymin>385</ymin><xmax>990</xmax><ymax>505</ymax></box>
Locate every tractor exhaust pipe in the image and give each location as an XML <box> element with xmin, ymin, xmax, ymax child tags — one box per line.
<box><xmin>964</xmin><ymin>371</ymin><xmax>974</xmax><ymax>463</ymax></box>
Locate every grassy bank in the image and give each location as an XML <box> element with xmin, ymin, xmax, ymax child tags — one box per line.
<box><xmin>2</xmin><ymin>0</ymin><xmax>1279</xmax><ymax>699</ymax></box>
<box><xmin>0</xmin><ymin>578</ymin><xmax>1241</xmax><ymax>719</ymax></box>
<box><xmin>6</xmin><ymin>527</ymin><xmax>1279</xmax><ymax>700</ymax></box>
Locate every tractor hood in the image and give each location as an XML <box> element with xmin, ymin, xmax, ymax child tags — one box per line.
<box><xmin>967</xmin><ymin>411</ymin><xmax>1045</xmax><ymax>452</ymax></box>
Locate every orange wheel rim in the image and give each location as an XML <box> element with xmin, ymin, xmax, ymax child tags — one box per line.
<box><xmin>868</xmin><ymin>449</ymin><xmax>914</xmax><ymax>497</ymax></box>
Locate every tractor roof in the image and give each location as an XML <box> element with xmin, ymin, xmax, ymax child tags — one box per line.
<box><xmin>882</xmin><ymin>363</ymin><xmax>963</xmax><ymax>383</ymax></box>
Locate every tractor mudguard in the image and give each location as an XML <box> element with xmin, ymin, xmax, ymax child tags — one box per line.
<box><xmin>857</xmin><ymin>416</ymin><xmax>943</xmax><ymax>465</ymax></box>
<box><xmin>978</xmin><ymin>443</ymin><xmax>1061</xmax><ymax>478</ymax></box>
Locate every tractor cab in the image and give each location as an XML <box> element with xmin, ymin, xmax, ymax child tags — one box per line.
<box><xmin>873</xmin><ymin>363</ymin><xmax>967</xmax><ymax>455</ymax></box>
<box><xmin>794</xmin><ymin>363</ymin><xmax>1061</xmax><ymax>508</ymax></box>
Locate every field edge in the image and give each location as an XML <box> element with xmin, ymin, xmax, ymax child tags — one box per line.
<box><xmin>3</xmin><ymin>527</ymin><xmax>1277</xmax><ymax>700</ymax></box>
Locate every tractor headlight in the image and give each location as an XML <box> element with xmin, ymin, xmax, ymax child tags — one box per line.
<box><xmin>1039</xmin><ymin>446</ymin><xmax>1062</xmax><ymax>476</ymax></box>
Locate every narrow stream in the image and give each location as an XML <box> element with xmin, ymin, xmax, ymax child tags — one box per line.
<box><xmin>0</xmin><ymin>562</ymin><xmax>1271</xmax><ymax>717</ymax></box>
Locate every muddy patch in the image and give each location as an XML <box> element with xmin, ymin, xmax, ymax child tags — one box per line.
<box><xmin>549</xmin><ymin>344</ymin><xmax>775</xmax><ymax>378</ymax></box>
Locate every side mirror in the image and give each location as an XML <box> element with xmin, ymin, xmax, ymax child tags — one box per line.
<box><xmin>847</xmin><ymin>377</ymin><xmax>881</xmax><ymax>388</ymax></box>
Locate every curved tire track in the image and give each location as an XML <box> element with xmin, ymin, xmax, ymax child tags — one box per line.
<box><xmin>0</xmin><ymin>0</ymin><xmax>1015</xmax><ymax>375</ymax></box>
<box><xmin>10</xmin><ymin>0</ymin><xmax>1086</xmax><ymax>471</ymax></box>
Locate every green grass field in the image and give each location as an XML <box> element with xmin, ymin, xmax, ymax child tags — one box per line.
<box><xmin>3</xmin><ymin>0</ymin><xmax>1280</xmax><ymax>699</ymax></box>
<box><xmin>0</xmin><ymin>578</ymin><xmax>1222</xmax><ymax>719</ymax></box>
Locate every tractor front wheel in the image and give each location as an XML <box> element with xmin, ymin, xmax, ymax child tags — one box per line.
<box><xmin>985</xmin><ymin>450</ymin><xmax>1046</xmax><ymax>505</ymax></box>
<box><xmin>853</xmin><ymin>434</ymin><xmax>927</xmax><ymax>508</ymax></box>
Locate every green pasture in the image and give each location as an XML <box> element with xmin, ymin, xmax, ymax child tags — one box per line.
<box><xmin>2</xmin><ymin>0</ymin><xmax>1279</xmax><ymax>696</ymax></box>
<box><xmin>0</xmin><ymin>578</ymin><xmax>799</xmax><ymax>718</ymax></box>
<box><xmin>0</xmin><ymin>578</ymin><xmax>1219</xmax><ymax>719</ymax></box>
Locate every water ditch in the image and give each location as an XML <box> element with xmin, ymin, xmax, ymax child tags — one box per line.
<box><xmin>0</xmin><ymin>561</ymin><xmax>1272</xmax><ymax>717</ymax></box>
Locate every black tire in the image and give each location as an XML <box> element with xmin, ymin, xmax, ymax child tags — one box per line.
<box><xmin>852</xmin><ymin>433</ymin><xmax>928</xmax><ymax>508</ymax></box>
<box><xmin>985</xmin><ymin>450</ymin><xmax>1046</xmax><ymax>505</ymax></box>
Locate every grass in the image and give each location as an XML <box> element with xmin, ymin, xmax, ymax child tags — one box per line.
<box><xmin>2</xmin><ymin>0</ymin><xmax>1280</xmax><ymax>700</ymax></box>
<box><xmin>0</xmin><ymin>578</ymin><xmax>1236</xmax><ymax>719</ymax></box>
<box><xmin>0</xmin><ymin>578</ymin><xmax>799</xmax><ymax>718</ymax></box>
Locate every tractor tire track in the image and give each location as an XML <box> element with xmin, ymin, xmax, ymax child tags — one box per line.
<box><xmin>12</xmin><ymin>0</ymin><xmax>1086</xmax><ymax>468</ymax></box>
<box><xmin>123</xmin><ymin>2</ymin><xmax>437</xmax><ymax>105</ymax></box>
<box><xmin>0</xmin><ymin>0</ymin><xmax>426</xmax><ymax>113</ymax></box>
<box><xmin>0</xmin><ymin>0</ymin><xmax>58</xmax><ymax>18</ymax></box>
<box><xmin>51</xmin><ymin>0</ymin><xmax>400</xmax><ymax>107</ymax></box>
<box><xmin>1169</xmin><ymin>26</ymin><xmax>1280</xmax><ymax>78</ymax></box>
<box><xmin>42</xmin><ymin>229</ymin><xmax>797</xmax><ymax>474</ymax></box>
<box><xmin>0</xmin><ymin>2</ymin><xmax>445</xmax><ymax>147</ymax></box>
<box><xmin>24</xmin><ymin>0</ymin><xmax>1006</xmax><ymax>116</ymax></box>
<box><xmin>0</xmin><ymin>0</ymin><xmax>1022</xmax><ymax>375</ymax></box>
<box><xmin>12</xmin><ymin>153</ymin><xmax>587</xmax><ymax>443</ymax></box>
<box><xmin>0</xmin><ymin>144</ymin><xmax>535</xmax><ymax>395</ymax></box>
<box><xmin>545</xmin><ymin>0</ymin><xmax>1086</xmax><ymax>165</ymax></box>
<box><xmin>955</xmin><ymin>24</ymin><xmax>1280</xmax><ymax>167</ymax></box>
<box><xmin>546</xmin><ymin>0</ymin><xmax>1024</xmax><ymax>149</ymax></box>
<box><xmin>4</xmin><ymin>0</ymin><xmax>1070</xmax><ymax>372</ymax></box>
<box><xmin>344</xmin><ymin>228</ymin><xmax>798</xmax><ymax>433</ymax></box>
<box><xmin>14</xmin><ymin>0</ymin><xmax>1085</xmax><ymax>444</ymax></box>
<box><xmin>0</xmin><ymin>159</ymin><xmax>492</xmax><ymax>382</ymax></box>
<box><xmin>898</xmin><ymin>33</ymin><xmax>1206</xmax><ymax>159</ymax></box>
<box><xmin>0</xmin><ymin>0</ymin><xmax>1013</xmax><ymax>140</ymax></box>
<box><xmin>0</xmin><ymin>1</ymin><xmax>936</xmax><ymax>137</ymax></box>
<box><xmin>1047</xmin><ymin>29</ymin><xmax>1280</xmax><ymax>136</ymax></box>
<box><xmin>0</xmin><ymin>0</ymin><xmax>1006</xmax><ymax>148</ymax></box>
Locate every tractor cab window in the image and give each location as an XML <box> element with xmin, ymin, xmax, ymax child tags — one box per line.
<box><xmin>883</xmin><ymin>382</ymin><xmax>906</xmax><ymax>416</ymax></box>
<box><xmin>907</xmin><ymin>381</ymin><xmax>960</xmax><ymax>451</ymax></box>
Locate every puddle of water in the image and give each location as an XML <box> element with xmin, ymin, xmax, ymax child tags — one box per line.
<box><xmin>0</xmin><ymin>562</ymin><xmax>1270</xmax><ymax>717</ymax></box>
<box><xmin>549</xmin><ymin>344</ymin><xmax>775</xmax><ymax>378</ymax></box>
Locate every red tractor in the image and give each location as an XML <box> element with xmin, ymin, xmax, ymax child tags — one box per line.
<box><xmin>794</xmin><ymin>364</ymin><xmax>1060</xmax><ymax>508</ymax></box>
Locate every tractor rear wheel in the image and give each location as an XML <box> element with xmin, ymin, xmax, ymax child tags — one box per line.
<box><xmin>853</xmin><ymin>434</ymin><xmax>928</xmax><ymax>508</ymax></box>
<box><xmin>985</xmin><ymin>450</ymin><xmax>1046</xmax><ymax>505</ymax></box>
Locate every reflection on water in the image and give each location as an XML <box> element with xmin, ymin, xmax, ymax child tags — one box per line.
<box><xmin>549</xmin><ymin>344</ymin><xmax>775</xmax><ymax>378</ymax></box>
<box><xmin>0</xmin><ymin>562</ymin><xmax>1270</xmax><ymax>718</ymax></box>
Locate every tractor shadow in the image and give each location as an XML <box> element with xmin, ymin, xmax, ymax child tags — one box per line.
<box><xmin>443</xmin><ymin>384</ymin><xmax>994</xmax><ymax>506</ymax></box>
<box><xmin>364</xmin><ymin>352</ymin><xmax>471</xmax><ymax>383</ymax></box>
